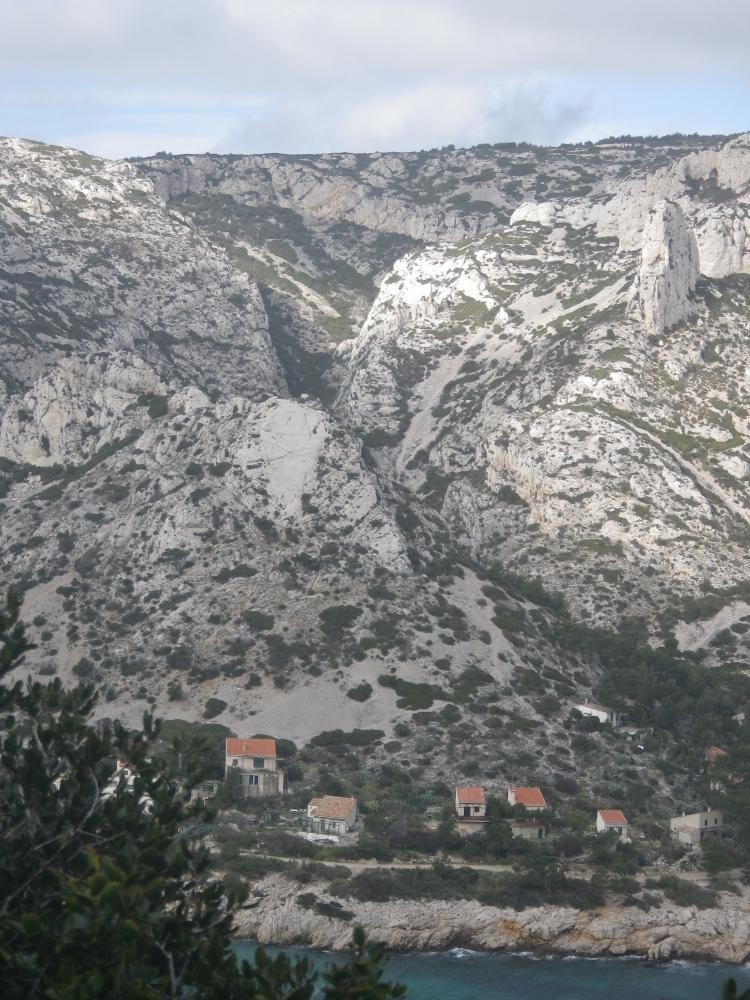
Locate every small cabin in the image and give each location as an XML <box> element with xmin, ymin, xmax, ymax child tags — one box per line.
<box><xmin>304</xmin><ymin>795</ymin><xmax>358</xmax><ymax>838</ymax></box>
<box><xmin>596</xmin><ymin>809</ymin><xmax>631</xmax><ymax>842</ymax></box>
<box><xmin>507</xmin><ymin>786</ymin><xmax>547</xmax><ymax>812</ymax></box>
<box><xmin>455</xmin><ymin>786</ymin><xmax>489</xmax><ymax>834</ymax></box>
<box><xmin>455</xmin><ymin>786</ymin><xmax>487</xmax><ymax>819</ymax></box>
<box><xmin>574</xmin><ymin>702</ymin><xmax>623</xmax><ymax>727</ymax></box>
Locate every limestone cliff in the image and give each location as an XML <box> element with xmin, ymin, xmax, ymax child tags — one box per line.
<box><xmin>637</xmin><ymin>200</ymin><xmax>699</xmax><ymax>336</ymax></box>
<box><xmin>4</xmin><ymin>131</ymin><xmax>750</xmax><ymax>778</ymax></box>
<box><xmin>236</xmin><ymin>874</ymin><xmax>750</xmax><ymax>963</ymax></box>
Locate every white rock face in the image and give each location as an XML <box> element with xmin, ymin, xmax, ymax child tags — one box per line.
<box><xmin>0</xmin><ymin>138</ymin><xmax>285</xmax><ymax>399</ymax></box>
<box><xmin>638</xmin><ymin>200</ymin><xmax>699</xmax><ymax>336</ymax></box>
<box><xmin>0</xmin><ymin>353</ymin><xmax>165</xmax><ymax>467</ymax></box>
<box><xmin>238</xmin><ymin>874</ymin><xmax>750</xmax><ymax>963</ymax></box>
<box><xmin>338</xmin><ymin>155</ymin><xmax>750</xmax><ymax>637</ymax></box>
<box><xmin>697</xmin><ymin>207</ymin><xmax>750</xmax><ymax>278</ymax></box>
<box><xmin>510</xmin><ymin>201</ymin><xmax>560</xmax><ymax>227</ymax></box>
<box><xmin>5</xmin><ymin>130</ymin><xmax>750</xmax><ymax>744</ymax></box>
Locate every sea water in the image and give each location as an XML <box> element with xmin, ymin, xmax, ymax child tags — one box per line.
<box><xmin>233</xmin><ymin>941</ymin><xmax>746</xmax><ymax>999</ymax></box>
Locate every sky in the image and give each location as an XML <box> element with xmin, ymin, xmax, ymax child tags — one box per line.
<box><xmin>1</xmin><ymin>0</ymin><xmax>749</xmax><ymax>159</ymax></box>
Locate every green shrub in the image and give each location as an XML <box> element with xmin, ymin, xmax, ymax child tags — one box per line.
<box><xmin>319</xmin><ymin>605</ymin><xmax>363</xmax><ymax>634</ymax></box>
<box><xmin>138</xmin><ymin>393</ymin><xmax>168</xmax><ymax>419</ymax></box>
<box><xmin>377</xmin><ymin>675</ymin><xmax>447</xmax><ymax>710</ymax></box>
<box><xmin>72</xmin><ymin>657</ymin><xmax>94</xmax><ymax>679</ymax></box>
<box><xmin>310</xmin><ymin>729</ymin><xmax>384</xmax><ymax>748</ymax></box>
<box><xmin>296</xmin><ymin>892</ymin><xmax>354</xmax><ymax>921</ymax></box>
<box><xmin>214</xmin><ymin>565</ymin><xmax>258</xmax><ymax>583</ymax></box>
<box><xmin>203</xmin><ymin>698</ymin><xmax>227</xmax><ymax>720</ymax></box>
<box><xmin>657</xmin><ymin>875</ymin><xmax>717</xmax><ymax>909</ymax></box>
<box><xmin>241</xmin><ymin>609</ymin><xmax>275</xmax><ymax>631</ymax></box>
<box><xmin>347</xmin><ymin>683</ymin><xmax>373</xmax><ymax>702</ymax></box>
<box><xmin>167</xmin><ymin>680</ymin><xmax>183</xmax><ymax>701</ymax></box>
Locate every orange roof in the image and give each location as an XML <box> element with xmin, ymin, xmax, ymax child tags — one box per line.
<box><xmin>511</xmin><ymin>786</ymin><xmax>547</xmax><ymax>808</ymax></box>
<box><xmin>598</xmin><ymin>809</ymin><xmax>629</xmax><ymax>825</ymax></box>
<box><xmin>456</xmin><ymin>786</ymin><xmax>486</xmax><ymax>805</ymax></box>
<box><xmin>308</xmin><ymin>795</ymin><xmax>357</xmax><ymax>820</ymax></box>
<box><xmin>226</xmin><ymin>737</ymin><xmax>277</xmax><ymax>758</ymax></box>
<box><xmin>705</xmin><ymin>746</ymin><xmax>728</xmax><ymax>765</ymax></box>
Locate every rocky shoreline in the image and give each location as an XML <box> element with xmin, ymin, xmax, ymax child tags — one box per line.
<box><xmin>234</xmin><ymin>875</ymin><xmax>750</xmax><ymax>963</ymax></box>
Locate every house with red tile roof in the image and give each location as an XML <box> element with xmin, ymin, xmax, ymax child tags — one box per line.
<box><xmin>305</xmin><ymin>795</ymin><xmax>358</xmax><ymax>838</ymax></box>
<box><xmin>507</xmin><ymin>786</ymin><xmax>547</xmax><ymax>811</ymax></box>
<box><xmin>596</xmin><ymin>808</ymin><xmax>631</xmax><ymax>841</ymax></box>
<box><xmin>225</xmin><ymin>736</ymin><xmax>286</xmax><ymax>797</ymax></box>
<box><xmin>455</xmin><ymin>786</ymin><xmax>487</xmax><ymax>818</ymax></box>
<box><xmin>455</xmin><ymin>786</ymin><xmax>489</xmax><ymax>835</ymax></box>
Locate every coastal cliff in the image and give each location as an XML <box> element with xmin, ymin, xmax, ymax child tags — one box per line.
<box><xmin>235</xmin><ymin>874</ymin><xmax>750</xmax><ymax>963</ymax></box>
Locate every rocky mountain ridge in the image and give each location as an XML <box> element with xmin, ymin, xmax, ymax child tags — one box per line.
<box><xmin>1</xmin><ymin>132</ymin><xmax>749</xmax><ymax>803</ymax></box>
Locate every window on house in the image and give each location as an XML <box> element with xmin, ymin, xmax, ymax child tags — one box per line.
<box><xmin>232</xmin><ymin>759</ymin><xmax>238</xmax><ymax>766</ymax></box>
<box><xmin>243</xmin><ymin>774</ymin><xmax>259</xmax><ymax>786</ymax></box>
<box><xmin>253</xmin><ymin>757</ymin><xmax>265</xmax><ymax>769</ymax></box>
<box><xmin>474</xmin><ymin>806</ymin><xmax>480</xmax><ymax>813</ymax></box>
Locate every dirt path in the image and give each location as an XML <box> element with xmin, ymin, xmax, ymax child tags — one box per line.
<box><xmin>244</xmin><ymin>852</ymin><xmax>588</xmax><ymax>876</ymax></box>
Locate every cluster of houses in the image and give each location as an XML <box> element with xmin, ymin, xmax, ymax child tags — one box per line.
<box><xmin>194</xmin><ymin>732</ymin><xmax>730</xmax><ymax>852</ymax></box>
<box><xmin>454</xmin><ymin>783</ymin><xmax>632</xmax><ymax>843</ymax></box>
<box><xmin>455</xmin><ymin>781</ymin><xmax>731</xmax><ymax>849</ymax></box>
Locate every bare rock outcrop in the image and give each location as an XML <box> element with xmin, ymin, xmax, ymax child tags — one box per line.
<box><xmin>637</xmin><ymin>200</ymin><xmax>699</xmax><ymax>336</ymax></box>
<box><xmin>697</xmin><ymin>207</ymin><xmax>750</xmax><ymax>278</ymax></box>
<box><xmin>236</xmin><ymin>875</ymin><xmax>750</xmax><ymax>963</ymax></box>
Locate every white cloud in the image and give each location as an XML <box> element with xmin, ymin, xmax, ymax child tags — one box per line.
<box><xmin>1</xmin><ymin>0</ymin><xmax>748</xmax><ymax>155</ymax></box>
<box><xmin>217</xmin><ymin>81</ymin><xmax>590</xmax><ymax>153</ymax></box>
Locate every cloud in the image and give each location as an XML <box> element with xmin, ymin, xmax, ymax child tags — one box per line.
<box><xmin>216</xmin><ymin>82</ymin><xmax>591</xmax><ymax>154</ymax></box>
<box><xmin>1</xmin><ymin>0</ymin><xmax>748</xmax><ymax>155</ymax></box>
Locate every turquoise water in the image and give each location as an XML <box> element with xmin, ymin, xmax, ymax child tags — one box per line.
<box><xmin>233</xmin><ymin>942</ymin><xmax>747</xmax><ymax>999</ymax></box>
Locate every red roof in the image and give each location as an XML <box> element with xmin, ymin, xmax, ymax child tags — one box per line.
<box><xmin>598</xmin><ymin>809</ymin><xmax>629</xmax><ymax>825</ymax></box>
<box><xmin>456</xmin><ymin>785</ymin><xmax>486</xmax><ymax>805</ymax></box>
<box><xmin>511</xmin><ymin>786</ymin><xmax>547</xmax><ymax>808</ymax></box>
<box><xmin>705</xmin><ymin>746</ymin><xmax>728</xmax><ymax>765</ymax></box>
<box><xmin>308</xmin><ymin>795</ymin><xmax>357</xmax><ymax>820</ymax></box>
<box><xmin>226</xmin><ymin>737</ymin><xmax>277</xmax><ymax>758</ymax></box>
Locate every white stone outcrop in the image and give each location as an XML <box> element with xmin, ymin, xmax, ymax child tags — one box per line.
<box><xmin>0</xmin><ymin>353</ymin><xmax>166</xmax><ymax>466</ymax></box>
<box><xmin>637</xmin><ymin>200</ymin><xmax>699</xmax><ymax>336</ymax></box>
<box><xmin>697</xmin><ymin>207</ymin><xmax>750</xmax><ymax>278</ymax></box>
<box><xmin>510</xmin><ymin>201</ymin><xmax>560</xmax><ymax>227</ymax></box>
<box><xmin>235</xmin><ymin>874</ymin><xmax>750</xmax><ymax>963</ymax></box>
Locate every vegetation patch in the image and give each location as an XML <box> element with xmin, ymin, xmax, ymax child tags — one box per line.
<box><xmin>310</xmin><ymin>729</ymin><xmax>385</xmax><ymax>748</ymax></box>
<box><xmin>203</xmin><ymin>698</ymin><xmax>228</xmax><ymax>720</ymax></box>
<box><xmin>319</xmin><ymin>605</ymin><xmax>363</xmax><ymax>634</ymax></box>
<box><xmin>346</xmin><ymin>682</ymin><xmax>373</xmax><ymax>702</ymax></box>
<box><xmin>241</xmin><ymin>609</ymin><xmax>275</xmax><ymax>631</ymax></box>
<box><xmin>377</xmin><ymin>675</ymin><xmax>448</xmax><ymax>711</ymax></box>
